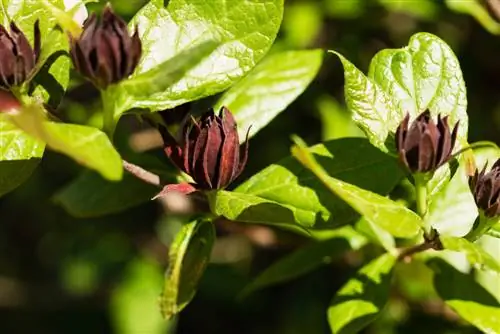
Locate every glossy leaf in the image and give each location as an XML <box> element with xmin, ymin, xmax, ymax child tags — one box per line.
<box><xmin>331</xmin><ymin>32</ymin><xmax>468</xmax><ymax>151</ymax></box>
<box><xmin>160</xmin><ymin>220</ymin><xmax>215</xmax><ymax>319</ymax></box>
<box><xmin>355</xmin><ymin>218</ymin><xmax>396</xmax><ymax>253</ymax></box>
<box><xmin>215</xmin><ymin>49</ymin><xmax>323</xmax><ymax>139</ymax></box>
<box><xmin>115</xmin><ymin>40</ymin><xmax>219</xmax><ymax>116</ymax></box>
<box><xmin>0</xmin><ymin>115</ymin><xmax>44</xmax><ymax>197</ymax></box>
<box><xmin>7</xmin><ymin>105</ymin><xmax>122</xmax><ymax>180</ymax></box>
<box><xmin>328</xmin><ymin>253</ymin><xmax>396</xmax><ymax>334</ymax></box>
<box><xmin>240</xmin><ymin>226</ymin><xmax>367</xmax><ymax>297</ymax></box>
<box><xmin>128</xmin><ymin>0</ymin><xmax>284</xmax><ymax>111</ymax></box>
<box><xmin>428</xmin><ymin>257</ymin><xmax>500</xmax><ymax>333</ymax></box>
<box><xmin>292</xmin><ymin>137</ymin><xmax>422</xmax><ymax>238</ymax></box>
<box><xmin>440</xmin><ymin>236</ymin><xmax>500</xmax><ymax>274</ymax></box>
<box><xmin>217</xmin><ymin>137</ymin><xmax>403</xmax><ymax>230</ymax></box>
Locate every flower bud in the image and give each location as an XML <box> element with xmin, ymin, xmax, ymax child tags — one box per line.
<box><xmin>162</xmin><ymin>106</ymin><xmax>249</xmax><ymax>190</ymax></box>
<box><xmin>469</xmin><ymin>159</ymin><xmax>500</xmax><ymax>217</ymax></box>
<box><xmin>395</xmin><ymin>110</ymin><xmax>458</xmax><ymax>173</ymax></box>
<box><xmin>0</xmin><ymin>21</ymin><xmax>40</xmax><ymax>89</ymax></box>
<box><xmin>69</xmin><ymin>6</ymin><xmax>142</xmax><ymax>88</ymax></box>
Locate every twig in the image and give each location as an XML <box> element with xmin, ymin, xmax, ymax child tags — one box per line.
<box><xmin>122</xmin><ymin>160</ymin><xmax>161</xmax><ymax>187</ymax></box>
<box><xmin>397</xmin><ymin>232</ymin><xmax>443</xmax><ymax>262</ymax></box>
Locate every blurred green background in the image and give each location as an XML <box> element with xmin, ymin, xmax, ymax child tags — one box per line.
<box><xmin>1</xmin><ymin>0</ymin><xmax>499</xmax><ymax>333</ymax></box>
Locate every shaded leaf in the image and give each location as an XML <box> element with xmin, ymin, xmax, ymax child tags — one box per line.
<box><xmin>328</xmin><ymin>253</ymin><xmax>396</xmax><ymax>334</ymax></box>
<box><xmin>240</xmin><ymin>226</ymin><xmax>367</xmax><ymax>297</ymax></box>
<box><xmin>292</xmin><ymin>136</ymin><xmax>422</xmax><ymax>238</ymax></box>
<box><xmin>230</xmin><ymin>137</ymin><xmax>403</xmax><ymax>230</ymax></box>
<box><xmin>160</xmin><ymin>220</ymin><xmax>215</xmax><ymax>319</ymax></box>
<box><xmin>428</xmin><ymin>257</ymin><xmax>500</xmax><ymax>333</ymax></box>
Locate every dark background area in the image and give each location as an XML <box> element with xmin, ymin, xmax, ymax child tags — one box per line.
<box><xmin>0</xmin><ymin>0</ymin><xmax>498</xmax><ymax>333</ymax></box>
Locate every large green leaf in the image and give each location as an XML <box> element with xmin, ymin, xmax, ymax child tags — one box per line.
<box><xmin>128</xmin><ymin>0</ymin><xmax>284</xmax><ymax>111</ymax></box>
<box><xmin>440</xmin><ymin>236</ymin><xmax>500</xmax><ymax>274</ymax></box>
<box><xmin>0</xmin><ymin>0</ymin><xmax>76</xmax><ymax>106</ymax></box>
<box><xmin>240</xmin><ymin>226</ymin><xmax>367</xmax><ymax>297</ymax></box>
<box><xmin>213</xmin><ymin>137</ymin><xmax>403</xmax><ymax>230</ymax></box>
<box><xmin>331</xmin><ymin>32</ymin><xmax>468</xmax><ymax>151</ymax></box>
<box><xmin>160</xmin><ymin>220</ymin><xmax>215</xmax><ymax>319</ymax></box>
<box><xmin>328</xmin><ymin>253</ymin><xmax>396</xmax><ymax>334</ymax></box>
<box><xmin>7</xmin><ymin>105</ymin><xmax>122</xmax><ymax>180</ymax></box>
<box><xmin>0</xmin><ymin>115</ymin><xmax>44</xmax><ymax>197</ymax></box>
<box><xmin>292</xmin><ymin>137</ymin><xmax>422</xmax><ymax>238</ymax></box>
<box><xmin>428</xmin><ymin>257</ymin><xmax>500</xmax><ymax>333</ymax></box>
<box><xmin>215</xmin><ymin>49</ymin><xmax>323</xmax><ymax>139</ymax></box>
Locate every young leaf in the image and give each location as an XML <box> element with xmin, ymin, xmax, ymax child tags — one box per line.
<box><xmin>368</xmin><ymin>33</ymin><xmax>468</xmax><ymax>147</ymax></box>
<box><xmin>160</xmin><ymin>220</ymin><xmax>215</xmax><ymax>320</ymax></box>
<box><xmin>428</xmin><ymin>257</ymin><xmax>500</xmax><ymax>333</ymax></box>
<box><xmin>215</xmin><ymin>49</ymin><xmax>323</xmax><ymax>139</ymax></box>
<box><xmin>331</xmin><ymin>32</ymin><xmax>468</xmax><ymax>151</ymax></box>
<box><xmin>240</xmin><ymin>226</ymin><xmax>367</xmax><ymax>297</ymax></box>
<box><xmin>234</xmin><ymin>137</ymin><xmax>404</xmax><ymax>230</ymax></box>
<box><xmin>329</xmin><ymin>52</ymin><xmax>395</xmax><ymax>150</ymax></box>
<box><xmin>128</xmin><ymin>0</ymin><xmax>284</xmax><ymax>111</ymax></box>
<box><xmin>440</xmin><ymin>236</ymin><xmax>500</xmax><ymax>274</ymax></box>
<box><xmin>292</xmin><ymin>136</ymin><xmax>422</xmax><ymax>238</ymax></box>
<box><xmin>355</xmin><ymin>218</ymin><xmax>396</xmax><ymax>254</ymax></box>
<box><xmin>7</xmin><ymin>105</ymin><xmax>122</xmax><ymax>180</ymax></box>
<box><xmin>328</xmin><ymin>253</ymin><xmax>396</xmax><ymax>334</ymax></box>
<box><xmin>0</xmin><ymin>115</ymin><xmax>45</xmax><ymax>197</ymax></box>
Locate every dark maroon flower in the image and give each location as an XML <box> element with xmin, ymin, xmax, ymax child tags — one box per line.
<box><xmin>161</xmin><ymin>106</ymin><xmax>249</xmax><ymax>190</ymax></box>
<box><xmin>0</xmin><ymin>21</ymin><xmax>40</xmax><ymax>89</ymax></box>
<box><xmin>469</xmin><ymin>159</ymin><xmax>500</xmax><ymax>217</ymax></box>
<box><xmin>395</xmin><ymin>110</ymin><xmax>459</xmax><ymax>173</ymax></box>
<box><xmin>69</xmin><ymin>5</ymin><xmax>141</xmax><ymax>88</ymax></box>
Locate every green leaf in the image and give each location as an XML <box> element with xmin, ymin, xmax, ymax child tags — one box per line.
<box><xmin>292</xmin><ymin>136</ymin><xmax>422</xmax><ymax>238</ymax></box>
<box><xmin>240</xmin><ymin>226</ymin><xmax>367</xmax><ymax>297</ymax></box>
<box><xmin>128</xmin><ymin>0</ymin><xmax>284</xmax><ymax>111</ymax></box>
<box><xmin>327</xmin><ymin>253</ymin><xmax>396</xmax><ymax>334</ymax></box>
<box><xmin>116</xmin><ymin>40</ymin><xmax>219</xmax><ymax>114</ymax></box>
<box><xmin>54</xmin><ymin>171</ymin><xmax>159</xmax><ymax>217</ymax></box>
<box><xmin>231</xmin><ymin>137</ymin><xmax>404</xmax><ymax>230</ymax></box>
<box><xmin>426</xmin><ymin>159</ymin><xmax>478</xmax><ymax>237</ymax></box>
<box><xmin>355</xmin><ymin>218</ymin><xmax>396</xmax><ymax>253</ymax></box>
<box><xmin>329</xmin><ymin>52</ymin><xmax>395</xmax><ymax>150</ymax></box>
<box><xmin>111</xmin><ymin>257</ymin><xmax>171</xmax><ymax>334</ymax></box>
<box><xmin>428</xmin><ymin>257</ymin><xmax>500</xmax><ymax>333</ymax></box>
<box><xmin>215</xmin><ymin>49</ymin><xmax>323</xmax><ymax>139</ymax></box>
<box><xmin>160</xmin><ymin>219</ymin><xmax>215</xmax><ymax>319</ymax></box>
<box><xmin>8</xmin><ymin>105</ymin><xmax>122</xmax><ymax>180</ymax></box>
<box><xmin>440</xmin><ymin>236</ymin><xmax>500</xmax><ymax>274</ymax></box>
<box><xmin>368</xmin><ymin>32</ymin><xmax>468</xmax><ymax>146</ymax></box>
<box><xmin>331</xmin><ymin>32</ymin><xmax>468</xmax><ymax>151</ymax></box>
<box><xmin>0</xmin><ymin>0</ymin><xmax>74</xmax><ymax>106</ymax></box>
<box><xmin>0</xmin><ymin>115</ymin><xmax>44</xmax><ymax>197</ymax></box>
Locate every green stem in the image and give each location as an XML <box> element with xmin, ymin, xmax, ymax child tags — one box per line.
<box><xmin>414</xmin><ymin>173</ymin><xmax>431</xmax><ymax>236</ymax></box>
<box><xmin>101</xmin><ymin>89</ymin><xmax>116</xmax><ymax>140</ymax></box>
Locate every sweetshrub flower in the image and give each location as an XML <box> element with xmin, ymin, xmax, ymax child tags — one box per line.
<box><xmin>395</xmin><ymin>110</ymin><xmax>459</xmax><ymax>173</ymax></box>
<box><xmin>161</xmin><ymin>106</ymin><xmax>249</xmax><ymax>191</ymax></box>
<box><xmin>69</xmin><ymin>6</ymin><xmax>141</xmax><ymax>88</ymax></box>
<box><xmin>0</xmin><ymin>21</ymin><xmax>40</xmax><ymax>89</ymax></box>
<box><xmin>469</xmin><ymin>158</ymin><xmax>500</xmax><ymax>217</ymax></box>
